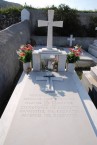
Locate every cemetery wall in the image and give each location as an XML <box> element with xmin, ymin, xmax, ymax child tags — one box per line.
<box><xmin>32</xmin><ymin>36</ymin><xmax>95</xmax><ymax>50</ymax></box>
<box><xmin>29</xmin><ymin>9</ymin><xmax>97</xmax><ymax>32</ymax></box>
<box><xmin>78</xmin><ymin>12</ymin><xmax>97</xmax><ymax>27</ymax></box>
<box><xmin>0</xmin><ymin>20</ymin><xmax>31</xmax><ymax>97</ymax></box>
<box><xmin>29</xmin><ymin>9</ymin><xmax>46</xmax><ymax>33</ymax></box>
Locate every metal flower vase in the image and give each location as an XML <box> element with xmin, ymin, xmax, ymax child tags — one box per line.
<box><xmin>66</xmin><ymin>63</ymin><xmax>75</xmax><ymax>73</ymax></box>
<box><xmin>23</xmin><ymin>62</ymin><xmax>32</xmax><ymax>73</ymax></box>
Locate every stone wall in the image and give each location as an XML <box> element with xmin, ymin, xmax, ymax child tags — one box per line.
<box><xmin>32</xmin><ymin>36</ymin><xmax>95</xmax><ymax>50</ymax></box>
<box><xmin>78</xmin><ymin>12</ymin><xmax>97</xmax><ymax>27</ymax></box>
<box><xmin>28</xmin><ymin>9</ymin><xmax>97</xmax><ymax>32</ymax></box>
<box><xmin>29</xmin><ymin>9</ymin><xmax>46</xmax><ymax>33</ymax></box>
<box><xmin>0</xmin><ymin>20</ymin><xmax>31</xmax><ymax>97</ymax></box>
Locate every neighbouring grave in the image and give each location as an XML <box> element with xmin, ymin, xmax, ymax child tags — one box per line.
<box><xmin>88</xmin><ymin>40</ymin><xmax>97</xmax><ymax>57</ymax></box>
<box><xmin>82</xmin><ymin>65</ymin><xmax>97</xmax><ymax>108</ymax></box>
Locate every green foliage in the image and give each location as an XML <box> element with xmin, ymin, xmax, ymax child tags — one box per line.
<box><xmin>17</xmin><ymin>44</ymin><xmax>33</xmax><ymax>63</ymax></box>
<box><xmin>66</xmin><ymin>52</ymin><xmax>80</xmax><ymax>63</ymax></box>
<box><xmin>0</xmin><ymin>7</ymin><xmax>22</xmax><ymax>15</ymax></box>
<box><xmin>34</xmin><ymin>4</ymin><xmax>82</xmax><ymax>36</ymax></box>
<box><xmin>23</xmin><ymin>3</ymin><xmax>35</xmax><ymax>10</ymax></box>
<box><xmin>53</xmin><ymin>4</ymin><xmax>81</xmax><ymax>36</ymax></box>
<box><xmin>33</xmin><ymin>4</ymin><xmax>97</xmax><ymax>37</ymax></box>
<box><xmin>0</xmin><ymin>7</ymin><xmax>22</xmax><ymax>30</ymax></box>
<box><xmin>66</xmin><ymin>46</ymin><xmax>82</xmax><ymax>63</ymax></box>
<box><xmin>20</xmin><ymin>50</ymin><xmax>32</xmax><ymax>63</ymax></box>
<box><xmin>1</xmin><ymin>4</ymin><xmax>97</xmax><ymax>37</ymax></box>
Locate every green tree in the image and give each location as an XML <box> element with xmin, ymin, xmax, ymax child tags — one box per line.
<box><xmin>53</xmin><ymin>4</ymin><xmax>82</xmax><ymax>36</ymax></box>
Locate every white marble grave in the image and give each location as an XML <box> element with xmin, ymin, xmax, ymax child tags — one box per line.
<box><xmin>0</xmin><ymin>8</ymin><xmax>97</xmax><ymax>145</ymax></box>
<box><xmin>67</xmin><ymin>34</ymin><xmax>75</xmax><ymax>47</ymax></box>
<box><xmin>1</xmin><ymin>71</ymin><xmax>97</xmax><ymax>145</ymax></box>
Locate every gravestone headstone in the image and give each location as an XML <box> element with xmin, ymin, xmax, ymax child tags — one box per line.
<box><xmin>21</xmin><ymin>9</ymin><xmax>30</xmax><ymax>21</ymax></box>
<box><xmin>67</xmin><ymin>34</ymin><xmax>75</xmax><ymax>47</ymax></box>
<box><xmin>33</xmin><ymin>10</ymin><xmax>66</xmax><ymax>72</ymax></box>
<box><xmin>38</xmin><ymin>10</ymin><xmax>63</xmax><ymax>49</ymax></box>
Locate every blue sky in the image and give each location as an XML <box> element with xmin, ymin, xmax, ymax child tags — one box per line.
<box><xmin>6</xmin><ymin>0</ymin><xmax>97</xmax><ymax>10</ymax></box>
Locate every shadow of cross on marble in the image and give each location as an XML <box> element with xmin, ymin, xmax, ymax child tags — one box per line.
<box><xmin>36</xmin><ymin>72</ymin><xmax>63</xmax><ymax>92</ymax></box>
<box><xmin>38</xmin><ymin>10</ymin><xmax>63</xmax><ymax>49</ymax></box>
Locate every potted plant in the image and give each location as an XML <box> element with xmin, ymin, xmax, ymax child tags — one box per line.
<box><xmin>17</xmin><ymin>44</ymin><xmax>34</xmax><ymax>73</ymax></box>
<box><xmin>66</xmin><ymin>45</ymin><xmax>82</xmax><ymax>72</ymax></box>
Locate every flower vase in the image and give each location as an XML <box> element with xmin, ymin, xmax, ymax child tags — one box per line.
<box><xmin>23</xmin><ymin>62</ymin><xmax>32</xmax><ymax>73</ymax></box>
<box><xmin>66</xmin><ymin>63</ymin><xmax>75</xmax><ymax>73</ymax></box>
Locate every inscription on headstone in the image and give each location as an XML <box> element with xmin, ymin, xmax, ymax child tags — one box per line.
<box><xmin>20</xmin><ymin>94</ymin><xmax>81</xmax><ymax>118</ymax></box>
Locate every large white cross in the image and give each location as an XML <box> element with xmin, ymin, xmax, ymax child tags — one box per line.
<box><xmin>36</xmin><ymin>73</ymin><xmax>63</xmax><ymax>92</ymax></box>
<box><xmin>67</xmin><ymin>34</ymin><xmax>75</xmax><ymax>47</ymax></box>
<box><xmin>38</xmin><ymin>10</ymin><xmax>63</xmax><ymax>50</ymax></box>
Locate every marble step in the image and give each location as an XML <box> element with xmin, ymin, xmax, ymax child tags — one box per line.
<box><xmin>82</xmin><ymin>71</ymin><xmax>91</xmax><ymax>92</ymax></box>
<box><xmin>89</xmin><ymin>44</ymin><xmax>97</xmax><ymax>50</ymax></box>
<box><xmin>82</xmin><ymin>71</ymin><xmax>97</xmax><ymax>108</ymax></box>
<box><xmin>90</xmin><ymin>67</ymin><xmax>97</xmax><ymax>81</ymax></box>
<box><xmin>88</xmin><ymin>48</ymin><xmax>97</xmax><ymax>58</ymax></box>
<box><xmin>93</xmin><ymin>40</ymin><xmax>97</xmax><ymax>46</ymax></box>
<box><xmin>82</xmin><ymin>71</ymin><xmax>97</xmax><ymax>92</ymax></box>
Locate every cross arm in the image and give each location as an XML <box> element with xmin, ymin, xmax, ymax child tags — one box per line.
<box><xmin>52</xmin><ymin>77</ymin><xmax>63</xmax><ymax>81</ymax></box>
<box><xmin>36</xmin><ymin>76</ymin><xmax>48</xmax><ymax>81</ymax></box>
<box><xmin>38</xmin><ymin>20</ymin><xmax>48</xmax><ymax>27</ymax></box>
<box><xmin>53</xmin><ymin>21</ymin><xmax>63</xmax><ymax>27</ymax></box>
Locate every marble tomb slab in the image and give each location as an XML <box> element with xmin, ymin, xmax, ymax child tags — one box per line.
<box><xmin>3</xmin><ymin>71</ymin><xmax>97</xmax><ymax>145</ymax></box>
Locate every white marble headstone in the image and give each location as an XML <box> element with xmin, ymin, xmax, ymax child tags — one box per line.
<box><xmin>67</xmin><ymin>34</ymin><xmax>75</xmax><ymax>47</ymax></box>
<box><xmin>38</xmin><ymin>10</ymin><xmax>63</xmax><ymax>49</ymax></box>
<box><xmin>21</xmin><ymin>8</ymin><xmax>30</xmax><ymax>21</ymax></box>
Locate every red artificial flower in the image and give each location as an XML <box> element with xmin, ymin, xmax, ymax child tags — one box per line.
<box><xmin>69</xmin><ymin>48</ymin><xmax>73</xmax><ymax>51</ymax></box>
<box><xmin>19</xmin><ymin>52</ymin><xmax>25</xmax><ymax>57</ymax></box>
<box><xmin>26</xmin><ymin>47</ymin><xmax>31</xmax><ymax>51</ymax></box>
<box><xmin>75</xmin><ymin>52</ymin><xmax>80</xmax><ymax>56</ymax></box>
<box><xmin>27</xmin><ymin>44</ymin><xmax>33</xmax><ymax>50</ymax></box>
<box><xmin>20</xmin><ymin>46</ymin><xmax>27</xmax><ymax>51</ymax></box>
